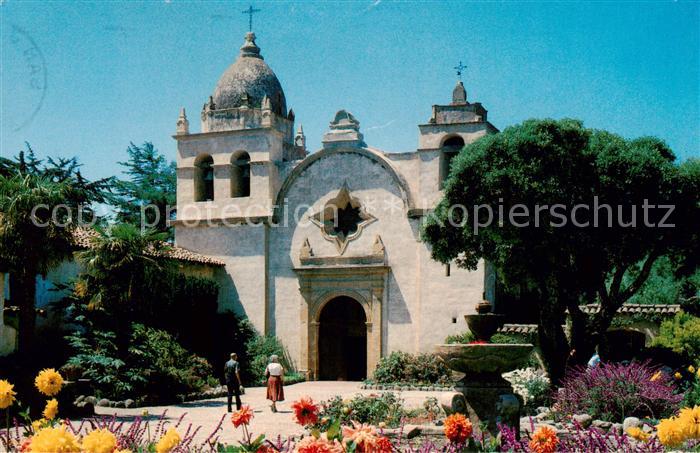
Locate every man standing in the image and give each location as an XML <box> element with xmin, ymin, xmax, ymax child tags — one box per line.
<box><xmin>224</xmin><ymin>352</ymin><xmax>242</xmax><ymax>412</ymax></box>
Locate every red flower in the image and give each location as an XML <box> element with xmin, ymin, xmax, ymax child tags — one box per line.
<box><xmin>443</xmin><ymin>413</ymin><xmax>472</xmax><ymax>444</ymax></box>
<box><xmin>292</xmin><ymin>397</ymin><xmax>319</xmax><ymax>426</ymax></box>
<box><xmin>528</xmin><ymin>426</ymin><xmax>559</xmax><ymax>453</ymax></box>
<box><xmin>19</xmin><ymin>438</ymin><xmax>32</xmax><ymax>452</ymax></box>
<box><xmin>231</xmin><ymin>405</ymin><xmax>254</xmax><ymax>428</ymax></box>
<box><xmin>256</xmin><ymin>446</ymin><xmax>277</xmax><ymax>453</ymax></box>
<box><xmin>373</xmin><ymin>436</ymin><xmax>393</xmax><ymax>452</ymax></box>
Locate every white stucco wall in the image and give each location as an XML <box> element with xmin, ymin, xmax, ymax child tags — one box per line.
<box><xmin>177</xmin><ymin>148</ymin><xmax>485</xmax><ymax>369</ymax></box>
<box><xmin>175</xmin><ymin>224</ymin><xmax>267</xmax><ymax>330</ymax></box>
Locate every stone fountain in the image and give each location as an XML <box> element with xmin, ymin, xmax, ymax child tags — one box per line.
<box><xmin>436</xmin><ymin>300</ymin><xmax>533</xmax><ymax>435</ymax></box>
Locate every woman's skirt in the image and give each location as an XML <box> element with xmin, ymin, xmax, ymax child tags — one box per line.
<box><xmin>266</xmin><ymin>376</ymin><xmax>284</xmax><ymax>402</ymax></box>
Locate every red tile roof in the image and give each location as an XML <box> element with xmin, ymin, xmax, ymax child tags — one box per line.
<box><xmin>498</xmin><ymin>304</ymin><xmax>681</xmax><ymax>335</ymax></box>
<box><xmin>72</xmin><ymin>228</ymin><xmax>225</xmax><ymax>266</ymax></box>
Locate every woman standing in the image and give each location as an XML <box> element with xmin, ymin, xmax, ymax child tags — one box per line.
<box><xmin>265</xmin><ymin>354</ymin><xmax>285</xmax><ymax>412</ymax></box>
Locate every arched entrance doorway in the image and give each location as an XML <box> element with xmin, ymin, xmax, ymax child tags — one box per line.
<box><xmin>318</xmin><ymin>296</ymin><xmax>367</xmax><ymax>380</ymax></box>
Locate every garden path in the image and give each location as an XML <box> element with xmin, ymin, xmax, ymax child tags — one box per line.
<box><xmin>92</xmin><ymin>381</ymin><xmax>446</xmax><ymax>447</ymax></box>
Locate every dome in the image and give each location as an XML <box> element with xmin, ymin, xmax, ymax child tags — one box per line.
<box><xmin>211</xmin><ymin>32</ymin><xmax>287</xmax><ymax>116</ymax></box>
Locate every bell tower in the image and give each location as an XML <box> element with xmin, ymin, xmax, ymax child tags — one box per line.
<box><xmin>174</xmin><ymin>31</ymin><xmax>306</xmax><ymax>225</ymax></box>
<box><xmin>418</xmin><ymin>79</ymin><xmax>498</xmax><ymax>151</ymax></box>
<box><xmin>418</xmin><ymin>74</ymin><xmax>498</xmax><ymax>188</ymax></box>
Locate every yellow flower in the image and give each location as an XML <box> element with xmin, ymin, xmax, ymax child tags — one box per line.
<box><xmin>678</xmin><ymin>406</ymin><xmax>700</xmax><ymax>439</ymax></box>
<box><xmin>43</xmin><ymin>398</ymin><xmax>59</xmax><ymax>420</ymax></box>
<box><xmin>650</xmin><ymin>371</ymin><xmax>662</xmax><ymax>382</ymax></box>
<box><xmin>81</xmin><ymin>428</ymin><xmax>118</xmax><ymax>453</ymax></box>
<box><xmin>697</xmin><ymin>368</ymin><xmax>700</xmax><ymax>379</ymax></box>
<box><xmin>35</xmin><ymin>369</ymin><xmax>64</xmax><ymax>396</ymax></box>
<box><xmin>626</xmin><ymin>426</ymin><xmax>649</xmax><ymax>441</ymax></box>
<box><xmin>689</xmin><ymin>365</ymin><xmax>696</xmax><ymax>374</ymax></box>
<box><xmin>115</xmin><ymin>450</ymin><xmax>133</xmax><ymax>453</ymax></box>
<box><xmin>0</xmin><ymin>379</ymin><xmax>16</xmax><ymax>409</ymax></box>
<box><xmin>675</xmin><ymin>372</ymin><xmax>682</xmax><ymax>380</ymax></box>
<box><xmin>32</xmin><ymin>418</ymin><xmax>47</xmax><ymax>432</ymax></box>
<box><xmin>657</xmin><ymin>416</ymin><xmax>686</xmax><ymax>448</ymax></box>
<box><xmin>155</xmin><ymin>427</ymin><xmax>181</xmax><ymax>453</ymax></box>
<box><xmin>29</xmin><ymin>425</ymin><xmax>81</xmax><ymax>452</ymax></box>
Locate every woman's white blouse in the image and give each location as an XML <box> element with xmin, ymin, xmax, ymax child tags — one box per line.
<box><xmin>266</xmin><ymin>363</ymin><xmax>283</xmax><ymax>376</ymax></box>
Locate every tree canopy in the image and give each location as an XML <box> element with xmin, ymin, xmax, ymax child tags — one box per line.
<box><xmin>0</xmin><ymin>144</ymin><xmax>112</xmax><ymax>354</ymax></box>
<box><xmin>421</xmin><ymin>118</ymin><xmax>700</xmax><ymax>382</ymax></box>
<box><xmin>110</xmin><ymin>142</ymin><xmax>176</xmax><ymax>238</ymax></box>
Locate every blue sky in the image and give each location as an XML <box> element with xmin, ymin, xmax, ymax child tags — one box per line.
<box><xmin>2</xmin><ymin>1</ymin><xmax>698</xmax><ymax>181</ymax></box>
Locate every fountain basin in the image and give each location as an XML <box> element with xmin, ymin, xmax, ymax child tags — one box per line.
<box><xmin>435</xmin><ymin>343</ymin><xmax>535</xmax><ymax>435</ymax></box>
<box><xmin>435</xmin><ymin>343</ymin><xmax>534</xmax><ymax>375</ymax></box>
<box><xmin>464</xmin><ymin>313</ymin><xmax>505</xmax><ymax>341</ymax></box>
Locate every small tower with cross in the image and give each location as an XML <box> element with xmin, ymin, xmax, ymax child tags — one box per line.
<box><xmin>452</xmin><ymin>61</ymin><xmax>468</xmax><ymax>105</ymax></box>
<box><xmin>417</xmin><ymin>60</ymin><xmax>499</xmax><ymax>186</ymax></box>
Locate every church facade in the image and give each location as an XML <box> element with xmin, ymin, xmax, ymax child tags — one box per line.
<box><xmin>173</xmin><ymin>32</ymin><xmax>498</xmax><ymax>380</ymax></box>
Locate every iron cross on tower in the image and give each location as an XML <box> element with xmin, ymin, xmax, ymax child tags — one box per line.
<box><xmin>242</xmin><ymin>5</ymin><xmax>261</xmax><ymax>32</ymax></box>
<box><xmin>454</xmin><ymin>61</ymin><xmax>467</xmax><ymax>81</ymax></box>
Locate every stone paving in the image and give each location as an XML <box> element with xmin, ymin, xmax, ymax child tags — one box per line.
<box><xmin>93</xmin><ymin>381</ymin><xmax>447</xmax><ymax>446</ymax></box>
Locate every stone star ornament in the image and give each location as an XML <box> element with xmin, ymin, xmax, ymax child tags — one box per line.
<box><xmin>309</xmin><ymin>183</ymin><xmax>376</xmax><ymax>254</ymax></box>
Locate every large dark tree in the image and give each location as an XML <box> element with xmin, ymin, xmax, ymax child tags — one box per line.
<box><xmin>421</xmin><ymin>119</ymin><xmax>699</xmax><ymax>383</ymax></box>
<box><xmin>75</xmin><ymin>224</ymin><xmax>169</xmax><ymax>353</ymax></box>
<box><xmin>111</xmin><ymin>142</ymin><xmax>176</xmax><ymax>238</ymax></box>
<box><xmin>0</xmin><ymin>144</ymin><xmax>112</xmax><ymax>354</ymax></box>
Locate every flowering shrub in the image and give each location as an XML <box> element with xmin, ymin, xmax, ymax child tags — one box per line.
<box><xmin>499</xmin><ymin>419</ymin><xmax>664</xmax><ymax>452</ymax></box>
<box><xmin>316</xmin><ymin>393</ymin><xmax>405</xmax><ymax>428</ymax></box>
<box><xmin>225</xmin><ymin>396</ymin><xmax>396</xmax><ymax>452</ymax></box>
<box><xmin>7</xmin><ymin>366</ymin><xmax>700</xmax><ymax>452</ymax></box>
<box><xmin>554</xmin><ymin>360</ymin><xmax>682</xmax><ymax>421</ymax></box>
<box><xmin>372</xmin><ymin>352</ymin><xmax>451</xmax><ymax>385</ymax></box>
<box><xmin>503</xmin><ymin>368</ymin><xmax>551</xmax><ymax>414</ymax></box>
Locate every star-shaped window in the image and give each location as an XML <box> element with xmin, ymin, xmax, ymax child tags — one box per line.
<box><xmin>310</xmin><ymin>183</ymin><xmax>376</xmax><ymax>254</ymax></box>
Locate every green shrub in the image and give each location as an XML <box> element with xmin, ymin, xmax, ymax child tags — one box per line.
<box><xmin>445</xmin><ymin>331</ymin><xmax>475</xmax><ymax>344</ymax></box>
<box><xmin>317</xmin><ymin>393</ymin><xmax>405</xmax><ymax>428</ymax></box>
<box><xmin>282</xmin><ymin>372</ymin><xmax>306</xmax><ymax>386</ymax></box>
<box><xmin>66</xmin><ymin>323</ymin><xmax>215</xmax><ymax>402</ymax></box>
<box><xmin>491</xmin><ymin>333</ymin><xmax>532</xmax><ymax>344</ymax></box>
<box><xmin>653</xmin><ymin>312</ymin><xmax>700</xmax><ymax>362</ymax></box>
<box><xmin>244</xmin><ymin>328</ymin><xmax>295</xmax><ymax>385</ymax></box>
<box><xmin>372</xmin><ymin>352</ymin><xmax>450</xmax><ymax>385</ymax></box>
<box><xmin>66</xmin><ymin>329</ymin><xmax>135</xmax><ymax>398</ymax></box>
<box><xmin>683</xmin><ymin>379</ymin><xmax>700</xmax><ymax>408</ymax></box>
<box><xmin>128</xmin><ymin>324</ymin><xmax>214</xmax><ymax>402</ymax></box>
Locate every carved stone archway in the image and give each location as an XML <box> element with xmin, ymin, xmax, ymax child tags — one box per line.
<box><xmin>295</xmin><ymin>263</ymin><xmax>387</xmax><ymax>380</ymax></box>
